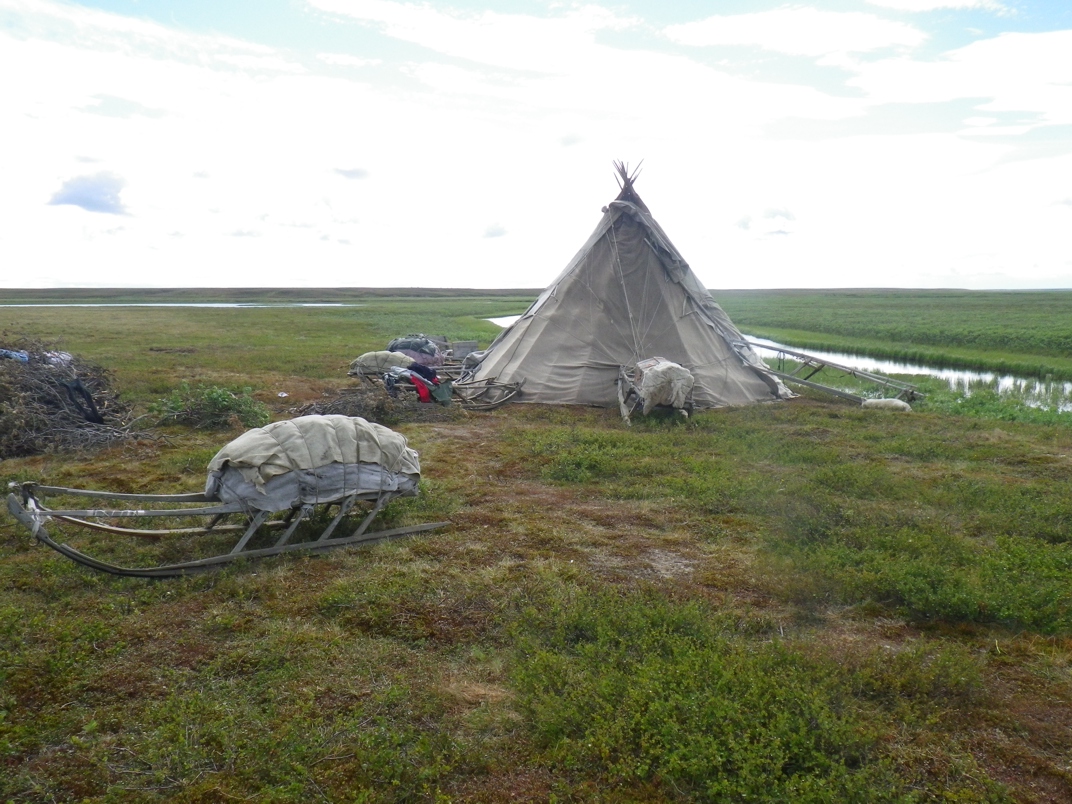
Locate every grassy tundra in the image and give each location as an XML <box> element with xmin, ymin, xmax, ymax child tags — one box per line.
<box><xmin>1</xmin><ymin>290</ymin><xmax>1071</xmax><ymax>802</ymax></box>
<box><xmin>719</xmin><ymin>288</ymin><xmax>1072</xmax><ymax>381</ymax></box>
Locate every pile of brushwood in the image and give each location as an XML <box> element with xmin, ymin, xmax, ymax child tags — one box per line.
<box><xmin>289</xmin><ymin>385</ymin><xmax>463</xmax><ymax>426</ymax></box>
<box><xmin>0</xmin><ymin>335</ymin><xmax>140</xmax><ymax>458</ymax></box>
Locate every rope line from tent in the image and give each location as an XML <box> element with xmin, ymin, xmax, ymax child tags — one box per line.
<box><xmin>571</xmin><ymin>242</ymin><xmax>640</xmax><ymax>361</ymax></box>
<box><xmin>633</xmin><ymin>226</ymin><xmax>660</xmax><ymax>350</ymax></box>
<box><xmin>610</xmin><ymin>204</ymin><xmax>672</xmax><ymax>355</ymax></box>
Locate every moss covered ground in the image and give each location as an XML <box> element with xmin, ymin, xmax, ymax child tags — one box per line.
<box><xmin>1</xmin><ymin>290</ymin><xmax>1070</xmax><ymax>802</ymax></box>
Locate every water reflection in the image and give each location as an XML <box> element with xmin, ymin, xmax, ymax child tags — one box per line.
<box><xmin>747</xmin><ymin>336</ymin><xmax>1072</xmax><ymax>412</ymax></box>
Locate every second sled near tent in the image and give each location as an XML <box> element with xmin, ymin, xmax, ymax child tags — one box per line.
<box><xmin>348</xmin><ymin>350</ymin><xmax>454</xmax><ymax>405</ymax></box>
<box><xmin>348</xmin><ymin>348</ymin><xmax>522</xmax><ymax>410</ymax></box>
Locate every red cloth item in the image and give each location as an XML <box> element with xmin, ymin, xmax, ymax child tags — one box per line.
<box><xmin>410</xmin><ymin>375</ymin><xmax>433</xmax><ymax>402</ymax></box>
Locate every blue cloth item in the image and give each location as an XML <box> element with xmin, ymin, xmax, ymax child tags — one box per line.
<box><xmin>0</xmin><ymin>349</ymin><xmax>29</xmax><ymax>362</ymax></box>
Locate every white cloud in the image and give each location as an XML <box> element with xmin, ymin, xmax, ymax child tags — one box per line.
<box><xmin>734</xmin><ymin>207</ymin><xmax>797</xmax><ymax>238</ymax></box>
<box><xmin>318</xmin><ymin>53</ymin><xmax>382</xmax><ymax>67</ymax></box>
<box><xmin>214</xmin><ymin>52</ymin><xmax>305</xmax><ymax>72</ymax></box>
<box><xmin>665</xmin><ymin>7</ymin><xmax>925</xmax><ymax>57</ymax></box>
<box><xmin>319</xmin><ymin>1</ymin><xmax>862</xmax><ymax>133</ymax></box>
<box><xmin>2</xmin><ymin>0</ymin><xmax>302</xmax><ymax>74</ymax></box>
<box><xmin>82</xmin><ymin>94</ymin><xmax>166</xmax><ymax>118</ymax></box>
<box><xmin>0</xmin><ymin>0</ymin><xmax>1069</xmax><ymax>290</ymax></box>
<box><xmin>849</xmin><ymin>30</ymin><xmax>1072</xmax><ymax>126</ymax></box>
<box><xmin>867</xmin><ymin>0</ymin><xmax>1006</xmax><ymax>12</ymax></box>
<box><xmin>309</xmin><ymin>0</ymin><xmax>636</xmax><ymax>74</ymax></box>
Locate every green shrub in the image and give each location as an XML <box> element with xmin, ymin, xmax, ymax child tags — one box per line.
<box><xmin>781</xmin><ymin>526</ymin><xmax>1072</xmax><ymax>633</ymax></box>
<box><xmin>918</xmin><ymin>380</ymin><xmax>1072</xmax><ymax>425</ymax></box>
<box><xmin>150</xmin><ymin>382</ymin><xmax>270</xmax><ymax>429</ymax></box>
<box><xmin>511</xmin><ymin>588</ymin><xmax>905</xmax><ymax>801</ymax></box>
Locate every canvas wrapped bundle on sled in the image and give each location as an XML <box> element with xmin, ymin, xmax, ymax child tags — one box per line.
<box><xmin>348</xmin><ymin>350</ymin><xmax>416</xmax><ymax>378</ymax></box>
<box><xmin>6</xmin><ymin>415</ymin><xmax>447</xmax><ymax>578</ymax></box>
<box><xmin>205</xmin><ymin>415</ymin><xmax>421</xmax><ymax>509</ymax></box>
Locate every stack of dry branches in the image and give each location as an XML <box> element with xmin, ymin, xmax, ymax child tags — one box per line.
<box><xmin>0</xmin><ymin>335</ymin><xmax>144</xmax><ymax>458</ymax></box>
<box><xmin>288</xmin><ymin>385</ymin><xmax>462</xmax><ymax>426</ymax></box>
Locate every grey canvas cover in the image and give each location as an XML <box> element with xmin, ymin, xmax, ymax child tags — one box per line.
<box><xmin>467</xmin><ymin>187</ymin><xmax>792</xmax><ymax>409</ymax></box>
<box><xmin>208</xmin><ymin>463</ymin><xmax>418</xmax><ymax>513</ymax></box>
<box><xmin>349</xmin><ymin>350</ymin><xmax>415</xmax><ymax>375</ymax></box>
<box><xmin>205</xmin><ymin>415</ymin><xmax>421</xmax><ymax>511</ymax></box>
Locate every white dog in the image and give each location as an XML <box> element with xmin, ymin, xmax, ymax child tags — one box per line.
<box><xmin>861</xmin><ymin>398</ymin><xmax>912</xmax><ymax>412</ymax></box>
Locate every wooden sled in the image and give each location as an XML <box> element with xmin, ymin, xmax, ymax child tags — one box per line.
<box><xmin>7</xmin><ymin>481</ymin><xmax>448</xmax><ymax>579</ymax></box>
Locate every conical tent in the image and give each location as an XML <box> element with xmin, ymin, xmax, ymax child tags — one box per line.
<box><xmin>469</xmin><ymin>165</ymin><xmax>793</xmax><ymax>409</ymax></box>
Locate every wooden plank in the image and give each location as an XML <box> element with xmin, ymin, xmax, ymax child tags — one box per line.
<box><xmin>746</xmin><ymin>340</ymin><xmax>919</xmax><ymax>392</ymax></box>
<box><xmin>768</xmin><ymin>370</ymin><xmax>865</xmax><ymax>403</ymax></box>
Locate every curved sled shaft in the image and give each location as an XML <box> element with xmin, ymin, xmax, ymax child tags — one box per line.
<box><xmin>7</xmin><ymin>491</ymin><xmax>448</xmax><ymax>579</ymax></box>
<box><xmin>452</xmin><ymin>377</ymin><xmax>524</xmax><ymax>410</ymax></box>
<box><xmin>31</xmin><ymin>517</ymin><xmax>447</xmax><ymax>577</ymax></box>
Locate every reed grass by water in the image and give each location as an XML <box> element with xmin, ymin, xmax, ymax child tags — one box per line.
<box><xmin>720</xmin><ymin>288</ymin><xmax>1072</xmax><ymax>380</ymax></box>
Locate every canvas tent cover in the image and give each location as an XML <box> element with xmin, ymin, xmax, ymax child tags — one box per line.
<box><xmin>467</xmin><ymin>177</ymin><xmax>792</xmax><ymax>409</ymax></box>
<box><xmin>205</xmin><ymin>415</ymin><xmax>421</xmax><ymax>512</ymax></box>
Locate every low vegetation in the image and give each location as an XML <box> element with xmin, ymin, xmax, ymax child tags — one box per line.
<box><xmin>720</xmin><ymin>289</ymin><xmax>1072</xmax><ymax>380</ymax></box>
<box><xmin>149</xmin><ymin>382</ymin><xmax>270</xmax><ymax>429</ymax></box>
<box><xmin>1</xmin><ymin>291</ymin><xmax>1071</xmax><ymax>802</ymax></box>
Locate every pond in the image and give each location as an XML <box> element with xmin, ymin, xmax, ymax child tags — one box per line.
<box><xmin>747</xmin><ymin>336</ymin><xmax>1072</xmax><ymax>405</ymax></box>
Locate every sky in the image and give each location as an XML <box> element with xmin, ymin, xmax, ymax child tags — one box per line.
<box><xmin>2</xmin><ymin>0</ymin><xmax>1070</xmax><ymax>290</ymax></box>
